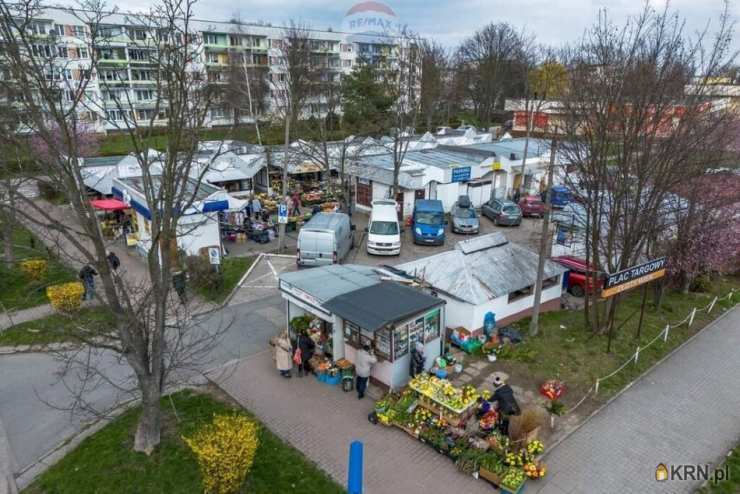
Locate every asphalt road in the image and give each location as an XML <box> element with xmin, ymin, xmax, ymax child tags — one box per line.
<box><xmin>0</xmin><ymin>292</ymin><xmax>285</xmax><ymax>475</ymax></box>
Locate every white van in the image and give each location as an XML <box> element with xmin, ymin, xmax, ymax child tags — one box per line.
<box><xmin>366</xmin><ymin>200</ymin><xmax>401</xmax><ymax>256</ymax></box>
<box><xmin>297</xmin><ymin>212</ymin><xmax>355</xmax><ymax>267</ymax></box>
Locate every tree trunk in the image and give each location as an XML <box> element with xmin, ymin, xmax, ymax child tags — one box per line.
<box><xmin>529</xmin><ymin>138</ymin><xmax>557</xmax><ymax>336</ymax></box>
<box><xmin>134</xmin><ymin>379</ymin><xmax>161</xmax><ymax>455</ymax></box>
<box><xmin>681</xmin><ymin>274</ymin><xmax>692</xmax><ymax>295</ymax></box>
<box><xmin>277</xmin><ymin>116</ymin><xmax>290</xmax><ymax>253</ymax></box>
<box><xmin>2</xmin><ymin>216</ymin><xmax>13</xmax><ymax>267</ymax></box>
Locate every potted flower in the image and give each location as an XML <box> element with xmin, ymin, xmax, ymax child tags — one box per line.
<box><xmin>540</xmin><ymin>379</ymin><xmax>567</xmax><ymax>416</ymax></box>
<box><xmin>500</xmin><ymin>467</ymin><xmax>526</xmax><ymax>494</ymax></box>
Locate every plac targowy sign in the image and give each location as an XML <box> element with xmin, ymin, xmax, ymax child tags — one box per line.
<box><xmin>602</xmin><ymin>257</ymin><xmax>667</xmax><ymax>298</ymax></box>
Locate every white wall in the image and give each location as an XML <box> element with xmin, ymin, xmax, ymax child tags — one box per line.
<box><xmin>440</xmin><ymin>276</ymin><xmax>563</xmax><ymax>331</ymax></box>
<box><xmin>177</xmin><ymin>213</ymin><xmax>220</xmax><ymax>256</ymax></box>
<box><xmin>436</xmin><ymin>182</ymin><xmax>462</xmax><ymax>212</ymax></box>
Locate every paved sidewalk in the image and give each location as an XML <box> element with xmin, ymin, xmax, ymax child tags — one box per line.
<box><xmin>0</xmin><ymin>305</ymin><xmax>55</xmax><ymax>332</ymax></box>
<box><xmin>533</xmin><ymin>305</ymin><xmax>740</xmax><ymax>494</ymax></box>
<box><xmin>214</xmin><ymin>351</ymin><xmax>491</xmax><ymax>494</ymax></box>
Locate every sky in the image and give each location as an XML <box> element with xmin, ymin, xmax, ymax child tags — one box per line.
<box><xmin>97</xmin><ymin>0</ymin><xmax>737</xmax><ymax>50</ymax></box>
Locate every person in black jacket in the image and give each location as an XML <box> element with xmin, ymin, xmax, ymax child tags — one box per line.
<box><xmin>107</xmin><ymin>251</ymin><xmax>121</xmax><ymax>272</ymax></box>
<box><xmin>297</xmin><ymin>331</ymin><xmax>315</xmax><ymax>377</ymax></box>
<box><xmin>410</xmin><ymin>342</ymin><xmax>425</xmax><ymax>377</ymax></box>
<box><xmin>491</xmin><ymin>372</ymin><xmax>520</xmax><ymax>436</ymax></box>
<box><xmin>78</xmin><ymin>265</ymin><xmax>98</xmax><ymax>300</ymax></box>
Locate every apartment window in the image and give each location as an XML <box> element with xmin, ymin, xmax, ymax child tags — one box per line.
<box><xmin>204</xmin><ymin>34</ymin><xmax>218</xmax><ymax>45</ymax></box>
<box><xmin>128</xmin><ymin>28</ymin><xmax>147</xmax><ymax>41</ymax></box>
<box><xmin>57</xmin><ymin>46</ymin><xmax>68</xmax><ymax>58</ymax></box>
<box><xmin>73</xmin><ymin>26</ymin><xmax>86</xmax><ymax>38</ymax></box>
<box><xmin>205</xmin><ymin>52</ymin><xmax>219</xmax><ymax>63</ymax></box>
<box><xmin>135</xmin><ymin>89</ymin><xmax>154</xmax><ymax>101</ymax></box>
<box><xmin>229</xmin><ymin>35</ymin><xmax>241</xmax><ymax>47</ymax></box>
<box><xmin>137</xmin><ymin>109</ymin><xmax>156</xmax><ymax>120</ymax></box>
<box><xmin>132</xmin><ymin>70</ymin><xmax>152</xmax><ymax>81</ymax></box>
<box><xmin>78</xmin><ymin>47</ymin><xmax>89</xmax><ymax>59</ymax></box>
<box><xmin>100</xmin><ymin>70</ymin><xmax>121</xmax><ymax>82</ymax></box>
<box><xmin>53</xmin><ymin>24</ymin><xmax>65</xmax><ymax>36</ymax></box>
<box><xmin>270</xmin><ymin>39</ymin><xmax>283</xmax><ymax>49</ymax></box>
<box><xmin>210</xmin><ymin>107</ymin><xmax>227</xmax><ymax>119</ymax></box>
<box><xmin>64</xmin><ymin>90</ymin><xmax>75</xmax><ymax>103</ymax></box>
<box><xmin>341</xmin><ymin>43</ymin><xmax>352</xmax><ymax>53</ymax></box>
<box><xmin>31</xmin><ymin>45</ymin><xmax>53</xmax><ymax>57</ymax></box>
<box><xmin>129</xmin><ymin>49</ymin><xmax>151</xmax><ymax>61</ymax></box>
<box><xmin>61</xmin><ymin>69</ymin><xmax>72</xmax><ymax>81</ymax></box>
<box><xmin>28</xmin><ymin>22</ymin><xmax>48</xmax><ymax>35</ymax></box>
<box><xmin>106</xmin><ymin>109</ymin><xmax>128</xmax><ymax>121</ymax></box>
<box><xmin>508</xmin><ymin>285</ymin><xmax>533</xmax><ymax>304</ymax></box>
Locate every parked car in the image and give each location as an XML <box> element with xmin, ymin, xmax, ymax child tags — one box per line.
<box><xmin>548</xmin><ymin>185</ymin><xmax>572</xmax><ymax>208</ymax></box>
<box><xmin>412</xmin><ymin>199</ymin><xmax>446</xmax><ymax>245</ymax></box>
<box><xmin>366</xmin><ymin>200</ymin><xmax>401</xmax><ymax>256</ymax></box>
<box><xmin>552</xmin><ymin>202</ymin><xmax>588</xmax><ymax>228</ymax></box>
<box><xmin>297</xmin><ymin>212</ymin><xmax>355</xmax><ymax>267</ymax></box>
<box><xmin>519</xmin><ymin>196</ymin><xmax>545</xmax><ymax>217</ymax></box>
<box><xmin>451</xmin><ymin>196</ymin><xmax>480</xmax><ymax>234</ymax></box>
<box><xmin>553</xmin><ymin>256</ymin><xmax>603</xmax><ymax>297</ymax></box>
<box><xmin>481</xmin><ymin>199</ymin><xmax>522</xmax><ymax>226</ymax></box>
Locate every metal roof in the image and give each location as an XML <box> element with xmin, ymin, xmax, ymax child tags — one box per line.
<box><xmin>279</xmin><ymin>264</ymin><xmax>383</xmax><ymax>303</ymax></box>
<box><xmin>81</xmin><ymin>155</ymin><xmax>127</xmax><ymax>168</ymax></box>
<box><xmin>462</xmin><ymin>138</ymin><xmax>552</xmax><ymax>158</ymax></box>
<box><xmin>323</xmin><ymin>281</ymin><xmax>445</xmax><ymax>331</ymax></box>
<box><xmin>117</xmin><ymin>176</ymin><xmax>220</xmax><ymax>202</ymax></box>
<box><xmin>397</xmin><ymin>233</ymin><xmax>567</xmax><ymax>305</ymax></box>
<box><xmin>302</xmin><ymin>212</ymin><xmax>347</xmax><ymax>231</ymax></box>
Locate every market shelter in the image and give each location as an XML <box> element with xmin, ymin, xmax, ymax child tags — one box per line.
<box><xmin>323</xmin><ymin>282</ymin><xmax>445</xmax><ymax>390</ymax></box>
<box><xmin>398</xmin><ymin>233</ymin><xmax>567</xmax><ymax>333</ymax></box>
<box><xmin>278</xmin><ymin>265</ymin><xmax>445</xmax><ymax>389</ymax></box>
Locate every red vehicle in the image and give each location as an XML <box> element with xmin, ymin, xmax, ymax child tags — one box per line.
<box><xmin>519</xmin><ymin>196</ymin><xmax>546</xmax><ymax>217</ymax></box>
<box><xmin>553</xmin><ymin>256</ymin><xmax>603</xmax><ymax>297</ymax></box>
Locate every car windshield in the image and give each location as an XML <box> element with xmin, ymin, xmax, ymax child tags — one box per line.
<box><xmin>416</xmin><ymin>212</ymin><xmax>444</xmax><ymax>225</ymax></box>
<box><xmin>454</xmin><ymin>207</ymin><xmax>476</xmax><ymax>219</ymax></box>
<box><xmin>369</xmin><ymin>221</ymin><xmax>398</xmax><ymax>235</ymax></box>
<box><xmin>503</xmin><ymin>206</ymin><xmax>520</xmax><ymax>215</ymax></box>
<box><xmin>528</xmin><ymin>200</ymin><xmax>543</xmax><ymax>207</ymax></box>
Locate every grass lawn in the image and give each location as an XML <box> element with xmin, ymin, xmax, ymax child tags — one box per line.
<box><xmin>700</xmin><ymin>443</ymin><xmax>740</xmax><ymax>493</ymax></box>
<box><xmin>496</xmin><ymin>275</ymin><xmax>739</xmax><ymax>400</ymax></box>
<box><xmin>0</xmin><ymin>307</ymin><xmax>116</xmax><ymax>347</ymax></box>
<box><xmin>24</xmin><ymin>388</ymin><xmax>345</xmax><ymax>494</ymax></box>
<box><xmin>196</xmin><ymin>256</ymin><xmax>255</xmax><ymax>304</ymax></box>
<box><xmin>0</xmin><ymin>225</ymin><xmax>76</xmax><ymax>311</ymax></box>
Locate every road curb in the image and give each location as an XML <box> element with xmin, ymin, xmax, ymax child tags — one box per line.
<box><xmin>542</xmin><ymin>302</ymin><xmax>739</xmax><ymax>459</ymax></box>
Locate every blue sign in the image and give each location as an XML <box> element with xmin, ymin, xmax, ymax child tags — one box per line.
<box><xmin>451</xmin><ymin>166</ymin><xmax>471</xmax><ymax>183</ymax></box>
<box><xmin>278</xmin><ymin>204</ymin><xmax>288</xmax><ymax>224</ymax></box>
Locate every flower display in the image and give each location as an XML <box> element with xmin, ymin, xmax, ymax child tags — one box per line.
<box><xmin>539</xmin><ymin>380</ymin><xmax>566</xmax><ymax>401</ymax></box>
<box><xmin>502</xmin><ymin>467</ymin><xmax>526</xmax><ymax>489</ymax></box>
<box><xmin>409</xmin><ymin>374</ymin><xmax>479</xmax><ymax>413</ymax></box>
<box><xmin>526</xmin><ymin>440</ymin><xmax>545</xmax><ymax>456</ymax></box>
<box><xmin>524</xmin><ymin>461</ymin><xmax>547</xmax><ymax>479</ymax></box>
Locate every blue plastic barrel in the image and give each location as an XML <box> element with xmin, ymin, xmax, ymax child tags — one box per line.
<box><xmin>484</xmin><ymin>312</ymin><xmax>496</xmax><ymax>338</ymax></box>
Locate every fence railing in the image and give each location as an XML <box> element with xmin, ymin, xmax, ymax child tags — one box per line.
<box><xmin>565</xmin><ymin>289</ymin><xmax>737</xmax><ymax>415</ymax></box>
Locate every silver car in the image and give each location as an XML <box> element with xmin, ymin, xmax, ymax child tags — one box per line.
<box><xmin>451</xmin><ymin>202</ymin><xmax>480</xmax><ymax>234</ymax></box>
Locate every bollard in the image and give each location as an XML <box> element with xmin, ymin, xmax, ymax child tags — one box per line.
<box><xmin>663</xmin><ymin>324</ymin><xmax>670</xmax><ymax>342</ymax></box>
<box><xmin>707</xmin><ymin>296</ymin><xmax>718</xmax><ymax>314</ymax></box>
<box><xmin>347</xmin><ymin>440</ymin><xmax>364</xmax><ymax>494</ymax></box>
<box><xmin>688</xmin><ymin>307</ymin><xmax>696</xmax><ymax>327</ymax></box>
<box><xmin>594</xmin><ymin>379</ymin><xmax>600</xmax><ymax>395</ymax></box>
<box><xmin>634</xmin><ymin>346</ymin><xmax>640</xmax><ymax>365</ymax></box>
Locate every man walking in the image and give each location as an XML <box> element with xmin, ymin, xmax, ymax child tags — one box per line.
<box><xmin>78</xmin><ymin>264</ymin><xmax>98</xmax><ymax>301</ymax></box>
<box><xmin>107</xmin><ymin>251</ymin><xmax>120</xmax><ymax>272</ymax></box>
<box><xmin>355</xmin><ymin>344</ymin><xmax>377</xmax><ymax>400</ymax></box>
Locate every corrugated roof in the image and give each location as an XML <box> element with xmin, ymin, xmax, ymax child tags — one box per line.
<box><xmin>323</xmin><ymin>281</ymin><xmax>444</xmax><ymax>331</ymax></box>
<box><xmin>397</xmin><ymin>233</ymin><xmax>567</xmax><ymax>305</ymax></box>
<box><xmin>280</xmin><ymin>264</ymin><xmax>382</xmax><ymax>303</ymax></box>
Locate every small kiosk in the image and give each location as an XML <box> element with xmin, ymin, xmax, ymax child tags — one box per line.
<box><xmin>278</xmin><ymin>265</ymin><xmax>446</xmax><ymax>390</ymax></box>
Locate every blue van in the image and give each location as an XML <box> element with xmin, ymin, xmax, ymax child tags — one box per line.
<box><xmin>549</xmin><ymin>185</ymin><xmax>572</xmax><ymax>209</ymax></box>
<box><xmin>412</xmin><ymin>200</ymin><xmax>446</xmax><ymax>245</ymax></box>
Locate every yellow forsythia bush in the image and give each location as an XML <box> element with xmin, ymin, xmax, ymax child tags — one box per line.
<box><xmin>46</xmin><ymin>282</ymin><xmax>84</xmax><ymax>313</ymax></box>
<box><xmin>184</xmin><ymin>414</ymin><xmax>260</xmax><ymax>494</ymax></box>
<box><xmin>20</xmin><ymin>259</ymin><xmax>48</xmax><ymax>280</ymax></box>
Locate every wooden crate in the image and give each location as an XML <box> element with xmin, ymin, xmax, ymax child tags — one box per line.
<box><xmin>478</xmin><ymin>466</ymin><xmax>503</xmax><ymax>486</ymax></box>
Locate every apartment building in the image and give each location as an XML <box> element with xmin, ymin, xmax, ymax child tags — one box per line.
<box><xmin>4</xmin><ymin>7</ymin><xmax>401</xmax><ymax>134</ymax></box>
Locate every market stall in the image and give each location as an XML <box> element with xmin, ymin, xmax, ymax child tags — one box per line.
<box><xmin>373</xmin><ymin>375</ymin><xmax>548</xmax><ymax>493</ymax></box>
<box><xmin>323</xmin><ymin>281</ymin><xmax>445</xmax><ymax>390</ymax></box>
<box><xmin>90</xmin><ymin>198</ymin><xmax>133</xmax><ymax>241</ymax></box>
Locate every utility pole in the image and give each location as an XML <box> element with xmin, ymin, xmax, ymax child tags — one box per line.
<box><xmin>529</xmin><ymin>137</ymin><xmax>558</xmax><ymax>336</ymax></box>
<box><xmin>278</xmin><ymin>115</ymin><xmax>290</xmax><ymax>253</ymax></box>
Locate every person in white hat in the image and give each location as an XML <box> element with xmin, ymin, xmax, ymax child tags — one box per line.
<box><xmin>491</xmin><ymin>372</ymin><xmax>520</xmax><ymax>436</ymax></box>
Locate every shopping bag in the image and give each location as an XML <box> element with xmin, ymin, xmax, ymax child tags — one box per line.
<box><xmin>293</xmin><ymin>348</ymin><xmax>303</xmax><ymax>365</ymax></box>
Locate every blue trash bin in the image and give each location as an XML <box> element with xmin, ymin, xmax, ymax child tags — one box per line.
<box><xmin>484</xmin><ymin>311</ymin><xmax>496</xmax><ymax>339</ymax></box>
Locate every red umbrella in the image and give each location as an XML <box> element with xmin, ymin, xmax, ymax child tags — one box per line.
<box><xmin>90</xmin><ymin>199</ymin><xmax>129</xmax><ymax>211</ymax></box>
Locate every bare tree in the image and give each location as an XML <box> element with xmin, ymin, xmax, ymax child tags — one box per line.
<box><xmin>270</xmin><ymin>22</ymin><xmax>314</xmax><ymax>252</ymax></box>
<box><xmin>418</xmin><ymin>39</ymin><xmax>447</xmax><ymax>131</ymax></box>
<box><xmin>558</xmin><ymin>4</ymin><xmax>736</xmax><ymax>348</ymax></box>
<box><xmin>0</xmin><ymin>0</ymin><xmax>232</xmax><ymax>453</ymax></box>
<box><xmin>377</xmin><ymin>31</ymin><xmax>423</xmax><ymax>199</ymax></box>
<box><xmin>455</xmin><ymin>23</ymin><xmax>528</xmax><ymax>124</ymax></box>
